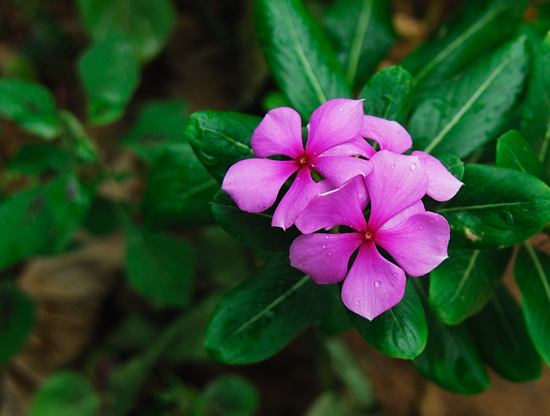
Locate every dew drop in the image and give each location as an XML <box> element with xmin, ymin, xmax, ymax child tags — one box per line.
<box><xmin>410</xmin><ymin>163</ymin><xmax>416</xmax><ymax>170</ymax></box>
<box><xmin>328</xmin><ymin>252</ymin><xmax>332</xmax><ymax>256</ymax></box>
<box><xmin>375</xmin><ymin>280</ymin><xmax>381</xmax><ymax>287</ymax></box>
<box><xmin>339</xmin><ymin>108</ymin><xmax>343</xmax><ymax>112</ymax></box>
<box><xmin>322</xmin><ymin>244</ymin><xmax>327</xmax><ymax>249</ymax></box>
<box><xmin>419</xmin><ymin>226</ymin><xmax>423</xmax><ymax>230</ymax></box>
<box><xmin>306</xmin><ymin>257</ymin><xmax>310</xmax><ymax>260</ymax></box>
<box><xmin>391</xmin><ymin>164</ymin><xmax>395</xmax><ymax>168</ymax></box>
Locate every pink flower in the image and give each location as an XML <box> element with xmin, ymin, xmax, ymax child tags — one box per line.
<box><xmin>221</xmin><ymin>99</ymin><xmax>372</xmax><ymax>230</ymax></box>
<box><xmin>289</xmin><ymin>151</ymin><xmax>450</xmax><ymax>320</ymax></box>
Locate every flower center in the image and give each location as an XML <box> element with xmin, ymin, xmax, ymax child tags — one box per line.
<box><xmin>364</xmin><ymin>230</ymin><xmax>375</xmax><ymax>242</ymax></box>
<box><xmin>297</xmin><ymin>154</ymin><xmax>309</xmax><ymax>167</ymax></box>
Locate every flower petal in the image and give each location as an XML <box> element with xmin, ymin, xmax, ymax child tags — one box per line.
<box><xmin>251</xmin><ymin>107</ymin><xmax>303</xmax><ymax>158</ymax></box>
<box><xmin>222</xmin><ymin>158</ymin><xmax>297</xmax><ymax>212</ymax></box>
<box><xmin>272</xmin><ymin>167</ymin><xmax>322</xmax><ymax>230</ymax></box>
<box><xmin>306</xmin><ymin>99</ymin><xmax>364</xmax><ymax>156</ymax></box>
<box><xmin>360</xmin><ymin>115</ymin><xmax>412</xmax><ymax>154</ymax></box>
<box><xmin>379</xmin><ymin>201</ymin><xmax>425</xmax><ymax>230</ymax></box>
<box><xmin>295</xmin><ymin>176</ymin><xmax>367</xmax><ymax>234</ymax></box>
<box><xmin>290</xmin><ymin>232</ymin><xmax>363</xmax><ymax>284</ymax></box>
<box><xmin>412</xmin><ymin>151</ymin><xmax>463</xmax><ymax>201</ymax></box>
<box><xmin>341</xmin><ymin>243</ymin><xmax>406</xmax><ymax>320</ymax></box>
<box><xmin>376</xmin><ymin>212</ymin><xmax>450</xmax><ymax>276</ymax></box>
<box><xmin>319</xmin><ymin>135</ymin><xmax>376</xmax><ymax>158</ymax></box>
<box><xmin>313</xmin><ymin>155</ymin><xmax>373</xmax><ymax>188</ymax></box>
<box><xmin>367</xmin><ymin>151</ymin><xmax>429</xmax><ymax>229</ymax></box>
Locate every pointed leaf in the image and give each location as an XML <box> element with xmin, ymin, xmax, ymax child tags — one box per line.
<box><xmin>496</xmin><ymin>129</ymin><xmax>545</xmax><ymax>181</ymax></box>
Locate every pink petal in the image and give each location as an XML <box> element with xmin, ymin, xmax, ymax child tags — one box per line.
<box><xmin>295</xmin><ymin>176</ymin><xmax>367</xmax><ymax>234</ymax></box>
<box><xmin>360</xmin><ymin>115</ymin><xmax>412</xmax><ymax>154</ymax></box>
<box><xmin>306</xmin><ymin>99</ymin><xmax>364</xmax><ymax>156</ymax></box>
<box><xmin>313</xmin><ymin>155</ymin><xmax>373</xmax><ymax>188</ymax></box>
<box><xmin>376</xmin><ymin>212</ymin><xmax>450</xmax><ymax>276</ymax></box>
<box><xmin>272</xmin><ymin>167</ymin><xmax>322</xmax><ymax>230</ymax></box>
<box><xmin>221</xmin><ymin>158</ymin><xmax>297</xmax><ymax>212</ymax></box>
<box><xmin>367</xmin><ymin>151</ymin><xmax>429</xmax><ymax>230</ymax></box>
<box><xmin>412</xmin><ymin>151</ymin><xmax>463</xmax><ymax>201</ymax></box>
<box><xmin>319</xmin><ymin>135</ymin><xmax>376</xmax><ymax>158</ymax></box>
<box><xmin>379</xmin><ymin>201</ymin><xmax>425</xmax><ymax>230</ymax></box>
<box><xmin>251</xmin><ymin>107</ymin><xmax>303</xmax><ymax>159</ymax></box>
<box><xmin>341</xmin><ymin>243</ymin><xmax>406</xmax><ymax>320</ymax></box>
<box><xmin>290</xmin><ymin>232</ymin><xmax>363</xmax><ymax>284</ymax></box>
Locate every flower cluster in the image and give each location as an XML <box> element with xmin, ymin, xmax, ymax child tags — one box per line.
<box><xmin>222</xmin><ymin>99</ymin><xmax>462</xmax><ymax>320</ymax></box>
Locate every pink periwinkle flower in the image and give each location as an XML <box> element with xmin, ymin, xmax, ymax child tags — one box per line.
<box><xmin>221</xmin><ymin>99</ymin><xmax>373</xmax><ymax>230</ymax></box>
<box><xmin>289</xmin><ymin>150</ymin><xmax>450</xmax><ymax>320</ymax></box>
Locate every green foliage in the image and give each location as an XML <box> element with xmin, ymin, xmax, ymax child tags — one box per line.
<box><xmin>200</xmin><ymin>375</ymin><xmax>259</xmax><ymax>416</ymax></box>
<box><xmin>496</xmin><ymin>130</ymin><xmax>545</xmax><ymax>181</ymax></box>
<box><xmin>8</xmin><ymin>143</ymin><xmax>71</xmax><ymax>175</ymax></box>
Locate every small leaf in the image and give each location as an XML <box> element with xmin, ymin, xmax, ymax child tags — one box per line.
<box><xmin>468</xmin><ymin>285</ymin><xmax>542</xmax><ymax>382</ymax></box>
<box><xmin>8</xmin><ymin>143</ymin><xmax>71</xmax><ymax>175</ymax></box>
<box><xmin>205</xmin><ymin>253</ymin><xmax>335</xmax><ymax>364</ymax></box>
<box><xmin>58</xmin><ymin>110</ymin><xmax>99</xmax><ymax>163</ymax></box>
<box><xmin>201</xmin><ymin>375</ymin><xmax>259</xmax><ymax>416</ymax></box>
<box><xmin>496</xmin><ymin>129</ymin><xmax>545</xmax><ymax>181</ymax></box>
<box><xmin>255</xmin><ymin>0</ymin><xmax>351</xmax><ymax>120</ymax></box>
<box><xmin>324</xmin><ymin>0</ymin><xmax>395</xmax><ymax>90</ymax></box>
<box><xmin>357</xmin><ymin>65</ymin><xmax>413</xmax><ymax>124</ymax></box>
<box><xmin>185</xmin><ymin>111</ymin><xmax>260</xmax><ymax>183</ymax></box>
<box><xmin>350</xmin><ymin>279</ymin><xmax>427</xmax><ymax>359</ymax></box>
<box><xmin>437</xmin><ymin>164</ymin><xmax>550</xmax><ymax>249</ymax></box>
<box><xmin>429</xmin><ymin>248</ymin><xmax>512</xmax><ymax>324</ymax></box>
<box><xmin>0</xmin><ymin>79</ymin><xmax>59</xmax><ymax>139</ymax></box>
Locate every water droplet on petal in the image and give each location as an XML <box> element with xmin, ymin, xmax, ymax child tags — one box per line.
<box><xmin>322</xmin><ymin>244</ymin><xmax>327</xmax><ymax>249</ymax></box>
<box><xmin>391</xmin><ymin>164</ymin><xmax>395</xmax><ymax>168</ymax></box>
<box><xmin>339</xmin><ymin>108</ymin><xmax>343</xmax><ymax>112</ymax></box>
<box><xmin>306</xmin><ymin>257</ymin><xmax>310</xmax><ymax>260</ymax></box>
<box><xmin>419</xmin><ymin>226</ymin><xmax>423</xmax><ymax>230</ymax></box>
<box><xmin>375</xmin><ymin>280</ymin><xmax>381</xmax><ymax>287</ymax></box>
<box><xmin>410</xmin><ymin>163</ymin><xmax>416</xmax><ymax>170</ymax></box>
<box><xmin>328</xmin><ymin>252</ymin><xmax>332</xmax><ymax>256</ymax></box>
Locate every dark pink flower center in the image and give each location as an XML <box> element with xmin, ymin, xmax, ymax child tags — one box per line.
<box><xmin>363</xmin><ymin>230</ymin><xmax>376</xmax><ymax>242</ymax></box>
<box><xmin>296</xmin><ymin>153</ymin><xmax>310</xmax><ymax>167</ymax></box>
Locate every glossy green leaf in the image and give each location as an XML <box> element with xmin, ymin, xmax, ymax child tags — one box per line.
<box><xmin>29</xmin><ymin>372</ymin><xmax>100</xmax><ymax>416</ymax></box>
<box><xmin>357</xmin><ymin>65</ymin><xmax>413</xmax><ymax>124</ymax></box>
<box><xmin>123</xmin><ymin>100</ymin><xmax>189</xmax><ymax>164</ymax></box>
<box><xmin>205</xmin><ymin>253</ymin><xmax>335</xmax><ymax>364</ymax></box>
<box><xmin>496</xmin><ymin>130</ymin><xmax>545</xmax><ymax>181</ymax></box>
<box><xmin>126</xmin><ymin>224</ymin><xmax>193</xmax><ymax>307</ymax></box>
<box><xmin>436</xmin><ymin>164</ymin><xmax>550</xmax><ymax>249</ymax></box>
<box><xmin>141</xmin><ymin>144</ymin><xmax>219</xmax><ymax>229</ymax></box>
<box><xmin>0</xmin><ymin>280</ymin><xmax>36</xmax><ymax>366</ymax></box>
<box><xmin>77</xmin><ymin>0</ymin><xmax>176</xmax><ymax>62</ymax></box>
<box><xmin>324</xmin><ymin>0</ymin><xmax>395</xmax><ymax>90</ymax></box>
<box><xmin>429</xmin><ymin>248</ymin><xmax>512</xmax><ymax>324</ymax></box>
<box><xmin>409</xmin><ymin>35</ymin><xmax>530</xmax><ymax>158</ymax></box>
<box><xmin>402</xmin><ymin>0</ymin><xmax>527</xmax><ymax>97</ymax></box>
<box><xmin>438</xmin><ymin>154</ymin><xmax>465</xmax><ymax>182</ymax></box>
<box><xmin>350</xmin><ymin>279</ymin><xmax>427</xmax><ymax>359</ymax></box>
<box><xmin>78</xmin><ymin>32</ymin><xmax>140</xmax><ymax>125</ymax></box>
<box><xmin>255</xmin><ymin>0</ymin><xmax>351</xmax><ymax>120</ymax></box>
<box><xmin>185</xmin><ymin>111</ymin><xmax>261</xmax><ymax>183</ymax></box>
<box><xmin>468</xmin><ymin>285</ymin><xmax>542</xmax><ymax>382</ymax></box>
<box><xmin>212</xmin><ymin>190</ymin><xmax>301</xmax><ymax>251</ymax></box>
<box><xmin>201</xmin><ymin>375</ymin><xmax>259</xmax><ymax>416</ymax></box>
<box><xmin>8</xmin><ymin>143</ymin><xmax>71</xmax><ymax>175</ymax></box>
<box><xmin>0</xmin><ymin>79</ymin><xmax>59</xmax><ymax>139</ymax></box>
<box><xmin>515</xmin><ymin>243</ymin><xmax>550</xmax><ymax>366</ymax></box>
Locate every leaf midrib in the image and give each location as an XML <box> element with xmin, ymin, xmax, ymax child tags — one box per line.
<box><xmin>347</xmin><ymin>0</ymin><xmax>373</xmax><ymax>85</ymax></box>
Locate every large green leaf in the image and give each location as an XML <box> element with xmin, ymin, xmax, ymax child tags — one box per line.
<box><xmin>0</xmin><ymin>79</ymin><xmax>59</xmax><ymax>139</ymax></box>
<box><xmin>201</xmin><ymin>375</ymin><xmax>259</xmax><ymax>416</ymax></box>
<box><xmin>212</xmin><ymin>190</ymin><xmax>301</xmax><ymax>251</ymax></box>
<box><xmin>429</xmin><ymin>248</ymin><xmax>512</xmax><ymax>324</ymax></box>
<box><xmin>205</xmin><ymin>253</ymin><xmax>335</xmax><ymax>364</ymax></box>
<box><xmin>496</xmin><ymin>130</ymin><xmax>545</xmax><ymax>181</ymax></box>
<box><xmin>0</xmin><ymin>280</ymin><xmax>36</xmax><ymax>366</ymax></box>
<box><xmin>357</xmin><ymin>65</ymin><xmax>413</xmax><ymax>124</ymax></box>
<box><xmin>515</xmin><ymin>243</ymin><xmax>550</xmax><ymax>366</ymax></box>
<box><xmin>77</xmin><ymin>0</ymin><xmax>176</xmax><ymax>62</ymax></box>
<box><xmin>185</xmin><ymin>111</ymin><xmax>260</xmax><ymax>183</ymax></box>
<box><xmin>436</xmin><ymin>164</ymin><xmax>550</xmax><ymax>249</ymax></box>
<box><xmin>408</xmin><ymin>35</ymin><xmax>530</xmax><ymax>158</ymax></box>
<box><xmin>255</xmin><ymin>0</ymin><xmax>351</xmax><ymax>120</ymax></box>
<box><xmin>402</xmin><ymin>0</ymin><xmax>527</xmax><ymax>97</ymax></box>
<box><xmin>350</xmin><ymin>279</ymin><xmax>427</xmax><ymax>359</ymax></box>
<box><xmin>78</xmin><ymin>32</ymin><xmax>140</xmax><ymax>125</ymax></box>
<box><xmin>468</xmin><ymin>285</ymin><xmax>542</xmax><ymax>382</ymax></box>
<box><xmin>324</xmin><ymin>0</ymin><xmax>395</xmax><ymax>90</ymax></box>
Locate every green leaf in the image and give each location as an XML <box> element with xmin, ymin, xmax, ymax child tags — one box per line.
<box><xmin>126</xmin><ymin>223</ymin><xmax>193</xmax><ymax>307</ymax></box>
<box><xmin>204</xmin><ymin>253</ymin><xmax>335</xmax><ymax>364</ymax></box>
<box><xmin>324</xmin><ymin>0</ymin><xmax>395</xmax><ymax>90</ymax></box>
<box><xmin>429</xmin><ymin>248</ymin><xmax>512</xmax><ymax>324</ymax></box>
<box><xmin>141</xmin><ymin>145</ymin><xmax>219</xmax><ymax>229</ymax></box>
<box><xmin>350</xmin><ymin>279</ymin><xmax>427</xmax><ymax>359</ymax></box>
<box><xmin>402</xmin><ymin>0</ymin><xmax>527</xmax><ymax>96</ymax></box>
<box><xmin>0</xmin><ymin>280</ymin><xmax>36</xmax><ymax>366</ymax></box>
<box><xmin>201</xmin><ymin>375</ymin><xmax>259</xmax><ymax>416</ymax></box>
<box><xmin>436</xmin><ymin>164</ymin><xmax>550</xmax><ymax>249</ymax></box>
<box><xmin>496</xmin><ymin>130</ymin><xmax>545</xmax><ymax>181</ymax></box>
<box><xmin>8</xmin><ymin>143</ymin><xmax>71</xmax><ymax>175</ymax></box>
<box><xmin>29</xmin><ymin>371</ymin><xmax>100</xmax><ymax>416</ymax></box>
<box><xmin>78</xmin><ymin>32</ymin><xmax>140</xmax><ymax>125</ymax></box>
<box><xmin>319</xmin><ymin>298</ymin><xmax>353</xmax><ymax>335</ymax></box>
<box><xmin>468</xmin><ymin>285</ymin><xmax>542</xmax><ymax>382</ymax></box>
<box><xmin>83</xmin><ymin>195</ymin><xmax>122</xmax><ymax>236</ymax></box>
<box><xmin>123</xmin><ymin>100</ymin><xmax>189</xmax><ymax>164</ymax></box>
<box><xmin>514</xmin><ymin>243</ymin><xmax>550</xmax><ymax>366</ymax></box>
<box><xmin>185</xmin><ymin>111</ymin><xmax>261</xmax><ymax>183</ymax></box>
<box><xmin>520</xmin><ymin>33</ymin><xmax>550</xmax><ymax>174</ymax></box>
<box><xmin>438</xmin><ymin>153</ymin><xmax>465</xmax><ymax>182</ymax></box>
<box><xmin>58</xmin><ymin>110</ymin><xmax>99</xmax><ymax>163</ymax></box>
<box><xmin>357</xmin><ymin>65</ymin><xmax>413</xmax><ymax>124</ymax></box>
<box><xmin>0</xmin><ymin>79</ymin><xmax>59</xmax><ymax>139</ymax></box>
<box><xmin>255</xmin><ymin>0</ymin><xmax>351</xmax><ymax>120</ymax></box>
<box><xmin>409</xmin><ymin>35</ymin><xmax>530</xmax><ymax>158</ymax></box>
<box><xmin>212</xmin><ymin>190</ymin><xmax>301</xmax><ymax>251</ymax></box>
<box><xmin>77</xmin><ymin>0</ymin><xmax>176</xmax><ymax>62</ymax></box>
<box><xmin>413</xmin><ymin>280</ymin><xmax>489</xmax><ymax>394</ymax></box>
